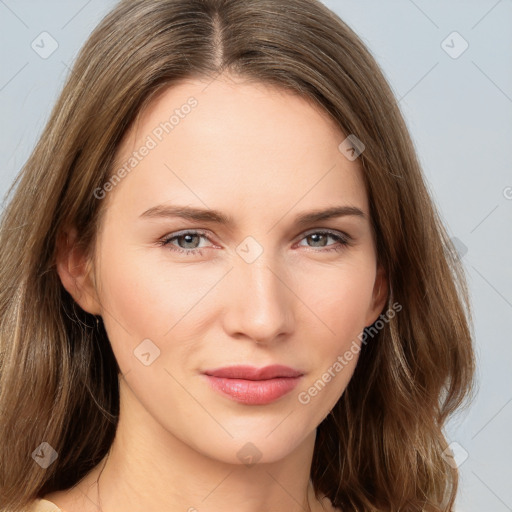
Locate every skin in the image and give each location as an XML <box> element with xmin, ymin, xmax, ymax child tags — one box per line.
<box><xmin>50</xmin><ymin>73</ymin><xmax>387</xmax><ymax>512</ymax></box>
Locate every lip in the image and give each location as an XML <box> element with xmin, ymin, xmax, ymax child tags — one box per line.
<box><xmin>202</xmin><ymin>365</ymin><xmax>304</xmax><ymax>405</ymax></box>
<box><xmin>203</xmin><ymin>364</ymin><xmax>303</xmax><ymax>380</ymax></box>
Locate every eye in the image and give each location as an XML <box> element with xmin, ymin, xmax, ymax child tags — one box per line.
<box><xmin>158</xmin><ymin>229</ymin><xmax>351</xmax><ymax>256</ymax></box>
<box><xmin>159</xmin><ymin>230</ymin><xmax>213</xmax><ymax>256</ymax></box>
<box><xmin>296</xmin><ymin>230</ymin><xmax>351</xmax><ymax>253</ymax></box>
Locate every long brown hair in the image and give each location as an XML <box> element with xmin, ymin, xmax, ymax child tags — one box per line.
<box><xmin>0</xmin><ymin>0</ymin><xmax>475</xmax><ymax>510</ymax></box>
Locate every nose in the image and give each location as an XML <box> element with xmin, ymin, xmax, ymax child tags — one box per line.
<box><xmin>221</xmin><ymin>252</ymin><xmax>295</xmax><ymax>345</ymax></box>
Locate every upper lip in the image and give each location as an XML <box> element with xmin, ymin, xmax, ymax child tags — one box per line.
<box><xmin>203</xmin><ymin>365</ymin><xmax>303</xmax><ymax>380</ymax></box>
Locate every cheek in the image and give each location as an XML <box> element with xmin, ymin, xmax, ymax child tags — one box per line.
<box><xmin>297</xmin><ymin>257</ymin><xmax>376</xmax><ymax>341</ymax></box>
<box><xmin>94</xmin><ymin>238</ymin><xmax>222</xmax><ymax>373</ymax></box>
<box><xmin>94</xmin><ymin>239</ymin><xmax>176</xmax><ymax>370</ymax></box>
<box><xmin>291</xmin><ymin>260</ymin><xmax>374</xmax><ymax>408</ymax></box>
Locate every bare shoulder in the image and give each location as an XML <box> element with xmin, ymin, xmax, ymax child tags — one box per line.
<box><xmin>42</xmin><ymin>488</ymin><xmax>94</xmax><ymax>512</ymax></box>
<box><xmin>315</xmin><ymin>495</ymin><xmax>342</xmax><ymax>512</ymax></box>
<box><xmin>42</xmin><ymin>463</ymin><xmax>103</xmax><ymax>512</ymax></box>
<box><xmin>23</xmin><ymin>498</ymin><xmax>63</xmax><ymax>512</ymax></box>
<box><xmin>39</xmin><ymin>491</ymin><xmax>73</xmax><ymax>512</ymax></box>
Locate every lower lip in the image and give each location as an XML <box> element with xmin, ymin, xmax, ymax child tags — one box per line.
<box><xmin>204</xmin><ymin>375</ymin><xmax>302</xmax><ymax>405</ymax></box>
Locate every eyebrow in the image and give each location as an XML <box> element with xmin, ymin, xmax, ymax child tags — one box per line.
<box><xmin>139</xmin><ymin>204</ymin><xmax>366</xmax><ymax>226</ymax></box>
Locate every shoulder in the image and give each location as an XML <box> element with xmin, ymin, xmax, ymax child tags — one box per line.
<box><xmin>24</xmin><ymin>498</ymin><xmax>63</xmax><ymax>512</ymax></box>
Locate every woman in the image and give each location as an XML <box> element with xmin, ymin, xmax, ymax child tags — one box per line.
<box><xmin>0</xmin><ymin>0</ymin><xmax>475</xmax><ymax>511</ymax></box>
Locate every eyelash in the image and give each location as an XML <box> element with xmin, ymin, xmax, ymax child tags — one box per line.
<box><xmin>158</xmin><ymin>229</ymin><xmax>351</xmax><ymax>256</ymax></box>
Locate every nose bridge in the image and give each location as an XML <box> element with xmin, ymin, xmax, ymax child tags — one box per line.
<box><xmin>222</xmin><ymin>243</ymin><xmax>294</xmax><ymax>342</ymax></box>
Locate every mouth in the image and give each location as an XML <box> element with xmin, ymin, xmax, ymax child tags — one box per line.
<box><xmin>202</xmin><ymin>365</ymin><xmax>304</xmax><ymax>405</ymax></box>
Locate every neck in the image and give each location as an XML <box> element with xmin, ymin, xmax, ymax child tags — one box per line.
<box><xmin>85</xmin><ymin>379</ymin><xmax>326</xmax><ymax>512</ymax></box>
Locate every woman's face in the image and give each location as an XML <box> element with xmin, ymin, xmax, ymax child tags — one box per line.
<box><xmin>85</xmin><ymin>74</ymin><xmax>386</xmax><ymax>464</ymax></box>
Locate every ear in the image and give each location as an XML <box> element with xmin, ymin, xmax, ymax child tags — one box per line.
<box><xmin>56</xmin><ymin>227</ymin><xmax>101</xmax><ymax>315</ymax></box>
<box><xmin>364</xmin><ymin>263</ymin><xmax>388</xmax><ymax>327</ymax></box>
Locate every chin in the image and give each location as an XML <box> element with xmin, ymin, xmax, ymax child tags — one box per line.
<box><xmin>183</xmin><ymin>425</ymin><xmax>313</xmax><ymax>466</ymax></box>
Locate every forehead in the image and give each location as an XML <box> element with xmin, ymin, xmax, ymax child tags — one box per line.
<box><xmin>107</xmin><ymin>75</ymin><xmax>368</xmax><ymax>221</ymax></box>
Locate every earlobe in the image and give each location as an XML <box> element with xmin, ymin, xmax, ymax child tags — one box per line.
<box><xmin>55</xmin><ymin>227</ymin><xmax>101</xmax><ymax>315</ymax></box>
<box><xmin>365</xmin><ymin>264</ymin><xmax>388</xmax><ymax>327</ymax></box>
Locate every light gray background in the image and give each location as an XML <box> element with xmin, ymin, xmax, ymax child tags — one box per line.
<box><xmin>1</xmin><ymin>1</ymin><xmax>511</xmax><ymax>510</ymax></box>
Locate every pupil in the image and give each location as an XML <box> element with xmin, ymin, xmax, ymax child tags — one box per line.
<box><xmin>182</xmin><ymin>234</ymin><xmax>199</xmax><ymax>248</ymax></box>
<box><xmin>310</xmin><ymin>233</ymin><xmax>326</xmax><ymax>247</ymax></box>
